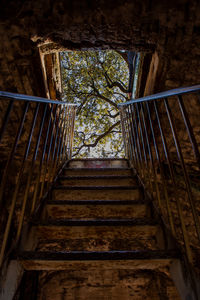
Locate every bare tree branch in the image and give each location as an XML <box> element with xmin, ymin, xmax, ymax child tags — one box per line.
<box><xmin>92</xmin><ymin>85</ymin><xmax>118</xmax><ymax>109</ymax></box>
<box><xmin>73</xmin><ymin>121</ymin><xmax>120</xmax><ymax>157</ymax></box>
<box><xmin>103</xmin><ymin>71</ymin><xmax>128</xmax><ymax>93</ymax></box>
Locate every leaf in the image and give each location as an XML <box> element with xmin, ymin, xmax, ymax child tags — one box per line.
<box><xmin>60</xmin><ymin>50</ymin><xmax>129</xmax><ymax>158</ymax></box>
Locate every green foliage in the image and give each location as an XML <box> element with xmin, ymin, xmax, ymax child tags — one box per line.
<box><xmin>60</xmin><ymin>50</ymin><xmax>129</xmax><ymax>158</ymax></box>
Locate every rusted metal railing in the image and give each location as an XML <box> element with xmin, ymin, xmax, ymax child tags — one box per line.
<box><xmin>0</xmin><ymin>91</ymin><xmax>76</xmax><ymax>267</ymax></box>
<box><xmin>119</xmin><ymin>85</ymin><xmax>200</xmax><ymax>266</ymax></box>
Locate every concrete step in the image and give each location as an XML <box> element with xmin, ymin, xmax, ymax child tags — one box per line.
<box><xmin>17</xmin><ymin>250</ymin><xmax>179</xmax><ymax>271</ymax></box>
<box><xmin>52</xmin><ymin>186</ymin><xmax>141</xmax><ymax>201</ymax></box>
<box><xmin>58</xmin><ymin>175</ymin><xmax>137</xmax><ymax>187</ymax></box>
<box><xmin>32</xmin><ymin>219</ymin><xmax>159</xmax><ymax>241</ymax></box>
<box><xmin>67</xmin><ymin>158</ymin><xmax>129</xmax><ymax>169</ymax></box>
<box><xmin>62</xmin><ymin>168</ymin><xmax>133</xmax><ymax>177</ymax></box>
<box><xmin>45</xmin><ymin>200</ymin><xmax>149</xmax><ymax>220</ymax></box>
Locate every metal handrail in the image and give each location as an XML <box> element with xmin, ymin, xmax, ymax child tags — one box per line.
<box><xmin>119</xmin><ymin>85</ymin><xmax>200</xmax><ymax>270</ymax></box>
<box><xmin>0</xmin><ymin>92</ymin><xmax>76</xmax><ymax>267</ymax></box>
<box><xmin>118</xmin><ymin>84</ymin><xmax>200</xmax><ymax>106</ymax></box>
<box><xmin>0</xmin><ymin>91</ymin><xmax>77</xmax><ymax>106</ymax></box>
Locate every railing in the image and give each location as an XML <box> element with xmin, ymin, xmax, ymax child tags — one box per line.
<box><xmin>0</xmin><ymin>91</ymin><xmax>76</xmax><ymax>267</ymax></box>
<box><xmin>119</xmin><ymin>85</ymin><xmax>200</xmax><ymax>267</ymax></box>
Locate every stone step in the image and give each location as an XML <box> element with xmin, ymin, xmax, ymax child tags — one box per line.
<box><xmin>45</xmin><ymin>200</ymin><xmax>149</xmax><ymax>220</ymax></box>
<box><xmin>52</xmin><ymin>186</ymin><xmax>141</xmax><ymax>201</ymax></box>
<box><xmin>58</xmin><ymin>175</ymin><xmax>137</xmax><ymax>187</ymax></box>
<box><xmin>32</xmin><ymin>219</ymin><xmax>159</xmax><ymax>241</ymax></box>
<box><xmin>63</xmin><ymin>168</ymin><xmax>133</xmax><ymax>177</ymax></box>
<box><xmin>67</xmin><ymin>158</ymin><xmax>129</xmax><ymax>169</ymax></box>
<box><xmin>17</xmin><ymin>250</ymin><xmax>179</xmax><ymax>271</ymax></box>
<box><xmin>36</xmin><ymin>236</ymin><xmax>159</xmax><ymax>252</ymax></box>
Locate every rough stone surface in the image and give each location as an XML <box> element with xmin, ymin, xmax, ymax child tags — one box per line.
<box><xmin>36</xmin><ymin>269</ymin><xmax>180</xmax><ymax>300</ymax></box>
<box><xmin>1</xmin><ymin>1</ymin><xmax>200</xmax><ymax>299</ymax></box>
<box><xmin>0</xmin><ymin>1</ymin><xmax>200</xmax><ymax>95</ymax></box>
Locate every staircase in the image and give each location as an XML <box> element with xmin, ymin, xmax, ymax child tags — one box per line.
<box><xmin>15</xmin><ymin>158</ymin><xmax>181</xmax><ymax>299</ymax></box>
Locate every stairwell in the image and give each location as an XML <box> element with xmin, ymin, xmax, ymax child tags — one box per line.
<box><xmin>1</xmin><ymin>87</ymin><xmax>200</xmax><ymax>299</ymax></box>
<box><xmin>16</xmin><ymin>158</ymin><xmax>181</xmax><ymax>299</ymax></box>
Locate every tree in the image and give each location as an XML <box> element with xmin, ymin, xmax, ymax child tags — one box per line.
<box><xmin>60</xmin><ymin>50</ymin><xmax>129</xmax><ymax>158</ymax></box>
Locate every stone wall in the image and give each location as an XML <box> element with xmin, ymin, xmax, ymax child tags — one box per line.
<box><xmin>1</xmin><ymin>1</ymin><xmax>200</xmax><ymax>299</ymax></box>
<box><xmin>1</xmin><ymin>0</ymin><xmax>200</xmax><ymax>95</ymax></box>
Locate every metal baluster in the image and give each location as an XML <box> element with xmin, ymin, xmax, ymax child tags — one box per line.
<box><xmin>130</xmin><ymin>104</ymin><xmax>145</xmax><ymax>178</ymax></box>
<box><xmin>164</xmin><ymin>98</ymin><xmax>200</xmax><ymax>242</ymax></box>
<box><xmin>39</xmin><ymin>105</ymin><xmax>59</xmax><ymax>199</ymax></box>
<box><xmin>16</xmin><ymin>103</ymin><xmax>48</xmax><ymax>244</ymax></box>
<box><xmin>122</xmin><ymin>107</ymin><xmax>131</xmax><ymax>159</ymax></box>
<box><xmin>60</xmin><ymin>107</ymin><xmax>71</xmax><ymax>164</ymax></box>
<box><xmin>178</xmin><ymin>95</ymin><xmax>200</xmax><ymax>167</ymax></box>
<box><xmin>0</xmin><ymin>102</ymin><xmax>29</xmax><ymax>208</ymax></box>
<box><xmin>69</xmin><ymin>107</ymin><xmax>76</xmax><ymax>159</ymax></box>
<box><xmin>31</xmin><ymin>104</ymin><xmax>54</xmax><ymax>214</ymax></box>
<box><xmin>0</xmin><ymin>100</ymin><xmax>14</xmax><ymax>143</ymax></box>
<box><xmin>62</xmin><ymin>107</ymin><xmax>71</xmax><ymax>162</ymax></box>
<box><xmin>139</xmin><ymin>102</ymin><xmax>161</xmax><ymax>207</ymax></box>
<box><xmin>154</xmin><ymin>100</ymin><xmax>193</xmax><ymax>263</ymax></box>
<box><xmin>125</xmin><ymin>106</ymin><xmax>136</xmax><ymax>165</ymax></box>
<box><xmin>135</xmin><ymin>103</ymin><xmax>153</xmax><ymax>194</ymax></box>
<box><xmin>60</xmin><ymin>107</ymin><xmax>71</xmax><ymax>165</ymax></box>
<box><xmin>51</xmin><ymin>107</ymin><xmax>68</xmax><ymax>183</ymax></box>
<box><xmin>119</xmin><ymin>107</ymin><xmax>128</xmax><ymax>158</ymax></box>
<box><xmin>145</xmin><ymin>101</ymin><xmax>175</xmax><ymax>235</ymax></box>
<box><xmin>47</xmin><ymin>106</ymin><xmax>67</xmax><ymax>188</ymax></box>
<box><xmin>129</xmin><ymin>104</ymin><xmax>142</xmax><ymax>172</ymax></box>
<box><xmin>0</xmin><ymin>102</ymin><xmax>39</xmax><ymax>267</ymax></box>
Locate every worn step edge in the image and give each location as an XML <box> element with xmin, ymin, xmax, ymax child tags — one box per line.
<box><xmin>47</xmin><ymin>200</ymin><xmax>148</xmax><ymax>205</ymax></box>
<box><xmin>15</xmin><ymin>250</ymin><xmax>180</xmax><ymax>261</ymax></box>
<box><xmin>64</xmin><ymin>168</ymin><xmax>132</xmax><ymax>171</ymax></box>
<box><xmin>53</xmin><ymin>186</ymin><xmax>140</xmax><ymax>190</ymax></box>
<box><xmin>31</xmin><ymin>218</ymin><xmax>158</xmax><ymax>226</ymax></box>
<box><xmin>59</xmin><ymin>175</ymin><xmax>135</xmax><ymax>180</ymax></box>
